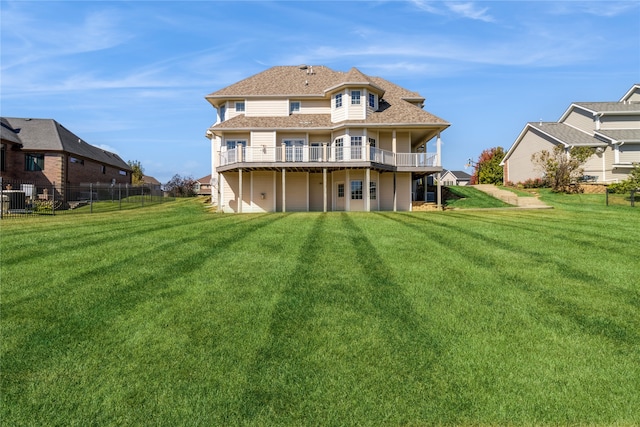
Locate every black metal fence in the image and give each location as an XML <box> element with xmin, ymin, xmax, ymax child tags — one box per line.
<box><xmin>1</xmin><ymin>178</ymin><xmax>174</xmax><ymax>219</ymax></box>
<box><xmin>605</xmin><ymin>188</ymin><xmax>637</xmax><ymax>207</ymax></box>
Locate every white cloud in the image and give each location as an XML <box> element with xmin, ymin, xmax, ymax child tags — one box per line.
<box><xmin>410</xmin><ymin>0</ymin><xmax>495</xmax><ymax>22</ymax></box>
<box><xmin>94</xmin><ymin>144</ymin><xmax>120</xmax><ymax>155</ymax></box>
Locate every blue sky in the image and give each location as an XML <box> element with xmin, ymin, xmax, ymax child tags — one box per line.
<box><xmin>1</xmin><ymin>1</ymin><xmax>638</xmax><ymax>184</ymax></box>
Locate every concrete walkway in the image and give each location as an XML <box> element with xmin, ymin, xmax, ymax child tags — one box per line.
<box><xmin>473</xmin><ymin>184</ymin><xmax>552</xmax><ymax>209</ymax></box>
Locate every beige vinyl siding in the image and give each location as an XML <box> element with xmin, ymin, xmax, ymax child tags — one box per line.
<box><xmin>396</xmin><ymin>173</ymin><xmax>412</xmax><ymax>211</ymax></box>
<box><xmin>227</xmin><ymin>100</ymin><xmax>245</xmax><ymax>120</ymax></box>
<box><xmin>221</xmin><ymin>173</ymin><xmax>238</xmax><ymax>213</ymax></box>
<box><xmin>505</xmin><ymin>127</ymin><xmax>557</xmax><ymax>183</ymax></box>
<box><xmin>251</xmin><ymin>131</ymin><xmax>276</xmax><ymax>147</ymax></box>
<box><xmin>600</xmin><ymin>115</ymin><xmax>640</xmax><ymax>130</ymax></box>
<box><xmin>619</xmin><ymin>143</ymin><xmax>640</xmax><ymax>163</ymax></box>
<box><xmin>308</xmin><ymin>172</ymin><xmax>325</xmax><ymax>211</ymax></box>
<box><xmin>332</xmin><ymin>91</ymin><xmax>347</xmax><ymax>122</ymax></box>
<box><xmin>562</xmin><ymin>108</ymin><xmax>594</xmax><ymax>132</ymax></box>
<box><xmin>309</xmin><ymin>134</ymin><xmax>330</xmax><ymax>144</ymax></box>
<box><xmin>302</xmin><ymin>100</ymin><xmax>331</xmax><ymax>114</ymax></box>
<box><xmin>347</xmin><ymin>90</ymin><xmax>366</xmax><ymax>121</ymax></box>
<box><xmin>284</xmin><ymin>172</ymin><xmax>308</xmax><ymax>211</ymax></box>
<box><xmin>251</xmin><ymin>171</ymin><xmax>275</xmax><ymax>212</ymax></box>
<box><xmin>379</xmin><ymin>132</ymin><xmax>393</xmax><ymax>152</ymax></box>
<box><xmin>396</xmin><ymin>132</ymin><xmax>411</xmax><ymax>152</ymax></box>
<box><xmin>246</xmin><ymin>99</ymin><xmax>288</xmax><ymax>117</ymax></box>
<box><xmin>379</xmin><ymin>173</ymin><xmax>395</xmax><ymax>211</ymax></box>
<box><xmin>624</xmin><ymin>87</ymin><xmax>640</xmax><ymax>102</ymax></box>
<box><xmin>582</xmin><ymin>152</ymin><xmax>603</xmax><ymax>180</ymax></box>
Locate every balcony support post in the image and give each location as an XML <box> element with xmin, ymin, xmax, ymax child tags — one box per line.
<box><xmin>393</xmin><ymin>172</ymin><xmax>397</xmax><ymax>212</ymax></box>
<box><xmin>323</xmin><ymin>168</ymin><xmax>328</xmax><ymax>212</ymax></box>
<box><xmin>282</xmin><ymin>168</ymin><xmax>286</xmax><ymax>213</ymax></box>
<box><xmin>365</xmin><ymin>168</ymin><xmax>370</xmax><ymax>212</ymax></box>
<box><xmin>437</xmin><ymin>172</ymin><xmax>442</xmax><ymax>209</ymax></box>
<box><xmin>238</xmin><ymin>168</ymin><xmax>243</xmax><ymax>213</ymax></box>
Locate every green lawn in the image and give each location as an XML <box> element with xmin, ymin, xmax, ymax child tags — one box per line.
<box><xmin>1</xmin><ymin>197</ymin><xmax>639</xmax><ymax>426</ymax></box>
<box><xmin>445</xmin><ymin>186</ymin><xmax>511</xmax><ymax>208</ymax></box>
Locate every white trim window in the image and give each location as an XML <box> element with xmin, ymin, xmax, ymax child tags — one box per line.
<box><xmin>290</xmin><ymin>101</ymin><xmax>300</xmax><ymax>114</ymax></box>
<box><xmin>368</xmin><ymin>93</ymin><xmax>375</xmax><ymax>108</ymax></box>
<box><xmin>351</xmin><ymin>90</ymin><xmax>361</xmax><ymax>105</ymax></box>
<box><xmin>335</xmin><ymin>137</ymin><xmax>344</xmax><ymax>161</ymax></box>
<box><xmin>235</xmin><ymin>101</ymin><xmax>245</xmax><ymax>112</ymax></box>
<box><xmin>370</xmin><ymin>181</ymin><xmax>377</xmax><ymax>200</ymax></box>
<box><xmin>351</xmin><ymin>180</ymin><xmax>363</xmax><ymax>200</ymax></box>
<box><xmin>351</xmin><ymin>136</ymin><xmax>362</xmax><ymax>160</ymax></box>
<box><xmin>335</xmin><ymin>93</ymin><xmax>343</xmax><ymax>108</ymax></box>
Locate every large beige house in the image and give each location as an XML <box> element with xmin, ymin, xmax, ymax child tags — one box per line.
<box><xmin>204</xmin><ymin>66</ymin><xmax>449</xmax><ymax>213</ymax></box>
<box><xmin>501</xmin><ymin>84</ymin><xmax>640</xmax><ymax>185</ymax></box>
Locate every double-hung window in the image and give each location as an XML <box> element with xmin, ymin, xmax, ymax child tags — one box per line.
<box><xmin>350</xmin><ymin>136</ymin><xmax>362</xmax><ymax>160</ymax></box>
<box><xmin>351</xmin><ymin>90</ymin><xmax>361</xmax><ymax>105</ymax></box>
<box><xmin>335</xmin><ymin>93</ymin><xmax>343</xmax><ymax>108</ymax></box>
<box><xmin>235</xmin><ymin>101</ymin><xmax>245</xmax><ymax>112</ymax></box>
<box><xmin>290</xmin><ymin>101</ymin><xmax>300</xmax><ymax>114</ymax></box>
<box><xmin>335</xmin><ymin>138</ymin><xmax>344</xmax><ymax>161</ymax></box>
<box><xmin>351</xmin><ymin>180</ymin><xmax>363</xmax><ymax>200</ymax></box>
<box><xmin>370</xmin><ymin>181</ymin><xmax>377</xmax><ymax>200</ymax></box>
<box><xmin>368</xmin><ymin>93</ymin><xmax>375</xmax><ymax>108</ymax></box>
<box><xmin>25</xmin><ymin>153</ymin><xmax>44</xmax><ymax>171</ymax></box>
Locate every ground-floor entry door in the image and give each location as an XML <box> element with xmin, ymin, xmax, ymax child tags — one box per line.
<box><xmin>335</xmin><ymin>181</ymin><xmax>345</xmax><ymax>211</ymax></box>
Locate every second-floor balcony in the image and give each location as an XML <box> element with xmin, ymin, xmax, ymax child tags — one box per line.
<box><xmin>218</xmin><ymin>145</ymin><xmax>440</xmax><ymax>172</ymax></box>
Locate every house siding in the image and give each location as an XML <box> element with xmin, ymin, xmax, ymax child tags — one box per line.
<box><xmin>247</xmin><ymin>99</ymin><xmax>288</xmax><ymax>117</ymax></box>
<box><xmin>562</xmin><ymin>108</ymin><xmax>594</xmax><ymax>131</ymax></box>
<box><xmin>302</xmin><ymin>100</ymin><xmax>330</xmax><ymax>114</ymax></box>
<box><xmin>600</xmin><ymin>115</ymin><xmax>640</xmax><ymax>130</ymax></box>
<box><xmin>505</xmin><ymin>127</ymin><xmax>556</xmax><ymax>184</ymax></box>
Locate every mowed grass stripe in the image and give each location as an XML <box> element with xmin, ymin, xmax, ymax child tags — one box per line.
<box><xmin>1</xmin><ymin>198</ymin><xmax>639</xmax><ymax>425</ymax></box>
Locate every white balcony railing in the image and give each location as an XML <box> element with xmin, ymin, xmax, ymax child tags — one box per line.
<box><xmin>219</xmin><ymin>145</ymin><xmax>438</xmax><ymax>168</ymax></box>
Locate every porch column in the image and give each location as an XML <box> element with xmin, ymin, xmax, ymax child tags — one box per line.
<box><xmin>437</xmin><ymin>172</ymin><xmax>442</xmax><ymax>209</ymax></box>
<box><xmin>392</xmin><ymin>130</ymin><xmax>397</xmax><ymax>154</ymax></box>
<box><xmin>323</xmin><ymin>168</ymin><xmax>327</xmax><ymax>212</ymax></box>
<box><xmin>365</xmin><ymin>168</ymin><xmax>370</xmax><ymax>212</ymax></box>
<box><xmin>238</xmin><ymin>168</ymin><xmax>243</xmax><ymax>213</ymax></box>
<box><xmin>282</xmin><ymin>168</ymin><xmax>286</xmax><ymax>213</ymax></box>
<box><xmin>436</xmin><ymin>132</ymin><xmax>442</xmax><ymax>167</ymax></box>
<box><xmin>217</xmin><ymin>172</ymin><xmax>222</xmax><ymax>213</ymax></box>
<box><xmin>393</xmin><ymin>172</ymin><xmax>397</xmax><ymax>212</ymax></box>
<box><xmin>345</xmin><ymin>169</ymin><xmax>350</xmax><ymax>211</ymax></box>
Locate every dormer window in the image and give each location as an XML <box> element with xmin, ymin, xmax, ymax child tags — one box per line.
<box><xmin>335</xmin><ymin>93</ymin><xmax>343</xmax><ymax>108</ymax></box>
<box><xmin>368</xmin><ymin>93</ymin><xmax>375</xmax><ymax>108</ymax></box>
<box><xmin>290</xmin><ymin>101</ymin><xmax>300</xmax><ymax>114</ymax></box>
<box><xmin>235</xmin><ymin>101</ymin><xmax>245</xmax><ymax>112</ymax></box>
<box><xmin>351</xmin><ymin>90</ymin><xmax>361</xmax><ymax>105</ymax></box>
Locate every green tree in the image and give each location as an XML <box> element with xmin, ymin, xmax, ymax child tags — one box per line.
<box><xmin>128</xmin><ymin>160</ymin><xmax>144</xmax><ymax>184</ymax></box>
<box><xmin>531</xmin><ymin>145</ymin><xmax>594</xmax><ymax>193</ymax></box>
<box><xmin>471</xmin><ymin>147</ymin><xmax>505</xmax><ymax>185</ymax></box>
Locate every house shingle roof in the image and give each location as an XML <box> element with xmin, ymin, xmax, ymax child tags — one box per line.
<box><xmin>207</xmin><ymin>66</ymin><xmax>448</xmax><ymax>131</ymax></box>
<box><xmin>529</xmin><ymin>122</ymin><xmax>607</xmax><ymax>147</ymax></box>
<box><xmin>2</xmin><ymin>117</ymin><xmax>131</xmax><ymax>170</ymax></box>
<box><xmin>596</xmin><ymin>129</ymin><xmax>640</xmax><ymax>142</ymax></box>
<box><xmin>1</xmin><ymin>117</ymin><xmax>23</xmax><ymax>145</ymax></box>
<box><xmin>572</xmin><ymin>102</ymin><xmax>640</xmax><ymax>113</ymax></box>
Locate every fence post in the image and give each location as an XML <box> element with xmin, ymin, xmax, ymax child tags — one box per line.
<box><xmin>141</xmin><ymin>185</ymin><xmax>144</xmax><ymax>207</ymax></box>
<box><xmin>52</xmin><ymin>182</ymin><xmax>56</xmax><ymax>215</ymax></box>
<box><xmin>0</xmin><ymin>177</ymin><xmax>3</xmax><ymax>220</ymax></box>
<box><xmin>605</xmin><ymin>187</ymin><xmax>609</xmax><ymax>206</ymax></box>
<box><xmin>90</xmin><ymin>183</ymin><xmax>93</xmax><ymax>214</ymax></box>
<box><xmin>119</xmin><ymin>184</ymin><xmax>122</xmax><ymax>210</ymax></box>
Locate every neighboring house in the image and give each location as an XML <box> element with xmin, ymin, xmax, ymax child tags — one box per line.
<box><xmin>142</xmin><ymin>175</ymin><xmax>162</xmax><ymax>192</ymax></box>
<box><xmin>195</xmin><ymin>174</ymin><xmax>212</xmax><ymax>196</ymax></box>
<box><xmin>205</xmin><ymin>65</ymin><xmax>449</xmax><ymax>213</ymax></box>
<box><xmin>1</xmin><ymin>117</ymin><xmax>131</xmax><ymax>201</ymax></box>
<box><xmin>501</xmin><ymin>84</ymin><xmax>640</xmax><ymax>185</ymax></box>
<box><xmin>440</xmin><ymin>169</ymin><xmax>471</xmax><ymax>186</ymax></box>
